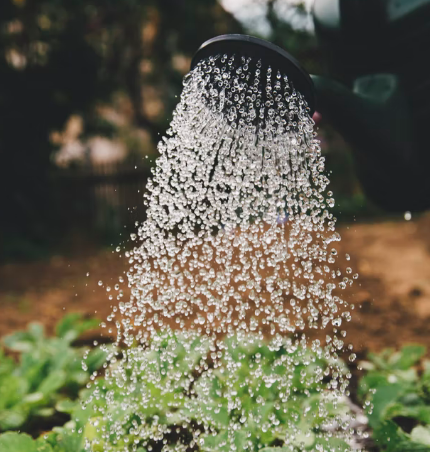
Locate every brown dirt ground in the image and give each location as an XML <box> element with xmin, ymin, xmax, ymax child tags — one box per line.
<box><xmin>1</xmin><ymin>213</ymin><xmax>430</xmax><ymax>356</ymax></box>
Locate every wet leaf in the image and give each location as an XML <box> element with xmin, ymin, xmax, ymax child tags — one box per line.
<box><xmin>0</xmin><ymin>432</ymin><xmax>38</xmax><ymax>452</ymax></box>
<box><xmin>411</xmin><ymin>425</ymin><xmax>430</xmax><ymax>446</ymax></box>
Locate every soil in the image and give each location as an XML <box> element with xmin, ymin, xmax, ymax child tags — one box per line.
<box><xmin>1</xmin><ymin>213</ymin><xmax>430</xmax><ymax>357</ymax></box>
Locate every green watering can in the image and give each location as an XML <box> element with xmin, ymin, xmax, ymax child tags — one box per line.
<box><xmin>312</xmin><ymin>0</ymin><xmax>430</xmax><ymax>212</ymax></box>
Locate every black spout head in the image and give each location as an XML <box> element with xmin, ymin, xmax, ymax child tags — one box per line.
<box><xmin>191</xmin><ymin>34</ymin><xmax>315</xmax><ymax>115</ymax></box>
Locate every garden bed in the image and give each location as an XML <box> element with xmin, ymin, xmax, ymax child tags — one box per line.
<box><xmin>1</xmin><ymin>214</ymin><xmax>430</xmax><ymax>353</ymax></box>
<box><xmin>1</xmin><ymin>315</ymin><xmax>430</xmax><ymax>451</ymax></box>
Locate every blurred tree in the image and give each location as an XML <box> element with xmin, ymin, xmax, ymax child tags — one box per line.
<box><xmin>265</xmin><ymin>0</ymin><xmax>321</xmax><ymax>74</ymax></box>
<box><xmin>220</xmin><ymin>0</ymin><xmax>321</xmax><ymax>74</ymax></box>
<box><xmin>0</xmin><ymin>0</ymin><xmax>242</xmax><ymax>260</ymax></box>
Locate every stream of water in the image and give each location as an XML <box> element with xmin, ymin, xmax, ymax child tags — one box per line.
<box><xmin>84</xmin><ymin>54</ymin><xmax>364</xmax><ymax>451</ymax></box>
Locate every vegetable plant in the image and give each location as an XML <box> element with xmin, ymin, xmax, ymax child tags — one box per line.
<box><xmin>0</xmin><ymin>328</ymin><xmax>352</xmax><ymax>451</ymax></box>
<box><xmin>0</xmin><ymin>314</ymin><xmax>106</xmax><ymax>433</ymax></box>
<box><xmin>358</xmin><ymin>344</ymin><xmax>430</xmax><ymax>451</ymax></box>
<box><xmin>4</xmin><ymin>314</ymin><xmax>430</xmax><ymax>451</ymax></box>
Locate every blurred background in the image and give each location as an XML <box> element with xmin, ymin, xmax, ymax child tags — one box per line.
<box><xmin>1</xmin><ymin>0</ymin><xmax>429</xmax><ymax>354</ymax></box>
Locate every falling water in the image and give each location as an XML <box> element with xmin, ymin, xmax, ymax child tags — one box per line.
<box><xmin>84</xmin><ymin>54</ymin><xmax>364</xmax><ymax>451</ymax></box>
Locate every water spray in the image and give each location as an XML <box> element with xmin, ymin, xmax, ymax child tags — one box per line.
<box><xmin>83</xmin><ymin>34</ymin><xmax>365</xmax><ymax>452</ymax></box>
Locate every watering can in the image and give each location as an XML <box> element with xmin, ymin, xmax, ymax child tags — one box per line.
<box><xmin>312</xmin><ymin>0</ymin><xmax>430</xmax><ymax>212</ymax></box>
<box><xmin>192</xmin><ymin>0</ymin><xmax>430</xmax><ymax>213</ymax></box>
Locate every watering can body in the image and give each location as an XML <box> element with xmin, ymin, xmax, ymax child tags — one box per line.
<box><xmin>312</xmin><ymin>0</ymin><xmax>430</xmax><ymax>212</ymax></box>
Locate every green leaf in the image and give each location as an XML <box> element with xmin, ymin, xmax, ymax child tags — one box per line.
<box><xmin>0</xmin><ymin>408</ymin><xmax>28</xmax><ymax>430</ymax></box>
<box><xmin>38</xmin><ymin>370</ymin><xmax>67</xmax><ymax>396</ymax></box>
<box><xmin>69</xmin><ymin>370</ymin><xmax>89</xmax><ymax>386</ymax></box>
<box><xmin>367</xmin><ymin>383</ymin><xmax>404</xmax><ymax>428</ymax></box>
<box><xmin>34</xmin><ymin>407</ymin><xmax>55</xmax><ymax>417</ymax></box>
<box><xmin>85</xmin><ymin>348</ymin><xmax>107</xmax><ymax>374</ymax></box>
<box><xmin>358</xmin><ymin>372</ymin><xmax>390</xmax><ymax>399</ymax></box>
<box><xmin>0</xmin><ymin>432</ymin><xmax>38</xmax><ymax>452</ymax></box>
<box><xmin>55</xmin><ymin>399</ymin><xmax>79</xmax><ymax>414</ymax></box>
<box><xmin>411</xmin><ymin>426</ymin><xmax>430</xmax><ymax>446</ymax></box>
<box><xmin>373</xmin><ymin>420</ymin><xmax>412</xmax><ymax>451</ymax></box>
<box><xmin>201</xmin><ymin>430</ymin><xmax>228</xmax><ymax>451</ymax></box>
<box><xmin>400</xmin><ymin>370</ymin><xmax>419</xmax><ymax>384</ymax></box>
<box><xmin>234</xmin><ymin>429</ymin><xmax>249</xmax><ymax>450</ymax></box>
<box><xmin>55</xmin><ymin>313</ymin><xmax>82</xmax><ymax>338</ymax></box>
<box><xmin>51</xmin><ymin>427</ymin><xmax>84</xmax><ymax>452</ymax></box>
<box><xmin>23</xmin><ymin>392</ymin><xmax>45</xmax><ymax>405</ymax></box>
<box><xmin>55</xmin><ymin>313</ymin><xmax>99</xmax><ymax>342</ymax></box>
<box><xmin>252</xmin><ymin>400</ymin><xmax>275</xmax><ymax>424</ymax></box>
<box><xmin>0</xmin><ymin>374</ymin><xmax>28</xmax><ymax>410</ymax></box>
<box><xmin>28</xmin><ymin>324</ymin><xmax>45</xmax><ymax>342</ymax></box>
<box><xmin>293</xmin><ymin>428</ymin><xmax>315</xmax><ymax>448</ymax></box>
<box><xmin>395</xmin><ymin>345</ymin><xmax>426</xmax><ymax>370</ymax></box>
<box><xmin>386</xmin><ymin>403</ymin><xmax>430</xmax><ymax>424</ymax></box>
<box><xmin>0</xmin><ymin>349</ymin><xmax>16</xmax><ymax>376</ymax></box>
<box><xmin>320</xmin><ymin>437</ymin><xmax>350</xmax><ymax>450</ymax></box>
<box><xmin>3</xmin><ymin>323</ymin><xmax>45</xmax><ymax>353</ymax></box>
<box><xmin>201</xmin><ymin>403</ymin><xmax>229</xmax><ymax>427</ymax></box>
<box><xmin>34</xmin><ymin>436</ymin><xmax>54</xmax><ymax>452</ymax></box>
<box><xmin>3</xmin><ymin>331</ymin><xmax>36</xmax><ymax>352</ymax></box>
<box><xmin>18</xmin><ymin>352</ymin><xmax>50</xmax><ymax>391</ymax></box>
<box><xmin>83</xmin><ymin>417</ymin><xmax>104</xmax><ymax>443</ymax></box>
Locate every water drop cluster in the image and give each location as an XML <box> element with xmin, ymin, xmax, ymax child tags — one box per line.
<box><xmin>84</xmin><ymin>54</ymin><xmax>362</xmax><ymax>451</ymax></box>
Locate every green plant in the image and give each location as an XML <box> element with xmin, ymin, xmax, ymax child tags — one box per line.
<box><xmin>186</xmin><ymin>336</ymin><xmax>350</xmax><ymax>452</ymax></box>
<box><xmin>0</xmin><ymin>314</ymin><xmax>106</xmax><ymax>433</ymax></box>
<box><xmin>358</xmin><ymin>344</ymin><xmax>430</xmax><ymax>451</ymax></box>
<box><xmin>4</xmin><ymin>315</ymin><xmax>430</xmax><ymax>451</ymax></box>
<box><xmin>0</xmin><ymin>331</ymin><xmax>352</xmax><ymax>451</ymax></box>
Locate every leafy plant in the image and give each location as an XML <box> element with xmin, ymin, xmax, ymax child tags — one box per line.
<box><xmin>0</xmin><ymin>314</ymin><xmax>106</xmax><ymax>432</ymax></box>
<box><xmin>4</xmin><ymin>315</ymin><xmax>430</xmax><ymax>452</ymax></box>
<box><xmin>358</xmin><ymin>344</ymin><xmax>430</xmax><ymax>451</ymax></box>
<box><xmin>187</xmin><ymin>336</ymin><xmax>350</xmax><ymax>451</ymax></box>
<box><xmin>0</xmin><ymin>330</ymin><xmax>352</xmax><ymax>451</ymax></box>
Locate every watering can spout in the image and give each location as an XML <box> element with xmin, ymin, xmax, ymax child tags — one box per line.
<box><xmin>311</xmin><ymin>73</ymin><xmax>412</xmax><ymax>154</ymax></box>
<box><xmin>310</xmin><ymin>73</ymin><xmax>426</xmax><ymax>212</ymax></box>
<box><xmin>312</xmin><ymin>0</ymin><xmax>430</xmax><ymax>212</ymax></box>
<box><xmin>311</xmin><ymin>74</ymin><xmax>368</xmax><ymax>145</ymax></box>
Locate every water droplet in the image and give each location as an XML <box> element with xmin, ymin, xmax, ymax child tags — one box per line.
<box><xmin>82</xmin><ymin>55</ymin><xmax>360</xmax><ymax>450</ymax></box>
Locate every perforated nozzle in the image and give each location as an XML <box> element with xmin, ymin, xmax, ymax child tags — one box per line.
<box><xmin>191</xmin><ymin>34</ymin><xmax>316</xmax><ymax>115</ymax></box>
